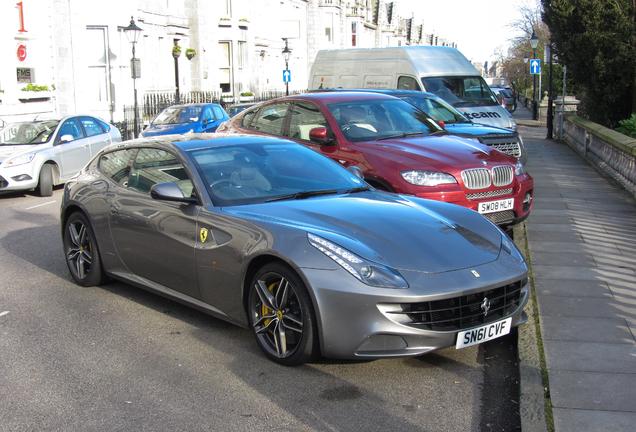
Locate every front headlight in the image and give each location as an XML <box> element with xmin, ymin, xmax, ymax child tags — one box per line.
<box><xmin>501</xmin><ymin>233</ymin><xmax>524</xmax><ymax>263</ymax></box>
<box><xmin>514</xmin><ymin>160</ymin><xmax>526</xmax><ymax>176</ymax></box>
<box><xmin>401</xmin><ymin>170</ymin><xmax>457</xmax><ymax>187</ymax></box>
<box><xmin>308</xmin><ymin>233</ymin><xmax>408</xmax><ymax>288</ymax></box>
<box><xmin>5</xmin><ymin>153</ymin><xmax>35</xmax><ymax>167</ymax></box>
<box><xmin>510</xmin><ymin>116</ymin><xmax>517</xmax><ymax>131</ymax></box>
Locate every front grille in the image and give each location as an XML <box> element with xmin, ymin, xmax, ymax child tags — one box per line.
<box><xmin>466</xmin><ymin>188</ymin><xmax>512</xmax><ymax>200</ymax></box>
<box><xmin>461</xmin><ymin>168</ymin><xmax>491</xmax><ymax>190</ymax></box>
<box><xmin>393</xmin><ymin>278</ymin><xmax>527</xmax><ymax>331</ymax></box>
<box><xmin>0</xmin><ymin>175</ymin><xmax>7</xmax><ymax>189</ymax></box>
<box><xmin>461</xmin><ymin>166</ymin><xmax>514</xmax><ymax>190</ymax></box>
<box><xmin>488</xmin><ymin>142</ymin><xmax>521</xmax><ymax>158</ymax></box>
<box><xmin>492</xmin><ymin>165</ymin><xmax>513</xmax><ymax>186</ymax></box>
<box><xmin>483</xmin><ymin>210</ymin><xmax>516</xmax><ymax>225</ymax></box>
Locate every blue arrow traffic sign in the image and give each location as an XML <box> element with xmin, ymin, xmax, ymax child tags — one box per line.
<box><xmin>283</xmin><ymin>70</ymin><xmax>291</xmax><ymax>83</ymax></box>
<box><xmin>530</xmin><ymin>59</ymin><xmax>541</xmax><ymax>75</ymax></box>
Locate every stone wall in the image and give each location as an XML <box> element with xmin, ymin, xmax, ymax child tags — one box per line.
<box><xmin>560</xmin><ymin>115</ymin><xmax>636</xmax><ymax>196</ymax></box>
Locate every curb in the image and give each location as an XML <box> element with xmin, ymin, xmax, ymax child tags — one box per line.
<box><xmin>513</xmin><ymin>222</ymin><xmax>547</xmax><ymax>432</ymax></box>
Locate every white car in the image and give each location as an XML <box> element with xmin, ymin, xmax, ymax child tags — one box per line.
<box><xmin>0</xmin><ymin>115</ymin><xmax>122</xmax><ymax>196</ymax></box>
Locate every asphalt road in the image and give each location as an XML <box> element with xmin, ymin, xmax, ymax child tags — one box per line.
<box><xmin>0</xmin><ymin>188</ymin><xmax>520</xmax><ymax>432</ymax></box>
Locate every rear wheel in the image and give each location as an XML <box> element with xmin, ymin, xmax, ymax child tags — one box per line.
<box><xmin>63</xmin><ymin>212</ymin><xmax>106</xmax><ymax>286</ymax></box>
<box><xmin>248</xmin><ymin>262</ymin><xmax>320</xmax><ymax>366</ymax></box>
<box><xmin>37</xmin><ymin>164</ymin><xmax>53</xmax><ymax>197</ymax></box>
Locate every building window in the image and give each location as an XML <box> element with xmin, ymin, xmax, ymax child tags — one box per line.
<box><xmin>219</xmin><ymin>41</ymin><xmax>231</xmax><ymax>93</ymax></box>
<box><xmin>351</xmin><ymin>22</ymin><xmax>357</xmax><ymax>47</ymax></box>
<box><xmin>238</xmin><ymin>41</ymin><xmax>246</xmax><ymax>69</ymax></box>
<box><xmin>325</xmin><ymin>27</ymin><xmax>331</xmax><ymax>42</ymax></box>
<box><xmin>86</xmin><ymin>27</ymin><xmax>110</xmax><ymax>104</ymax></box>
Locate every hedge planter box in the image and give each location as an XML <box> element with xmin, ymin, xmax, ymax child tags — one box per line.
<box><xmin>239</xmin><ymin>96</ymin><xmax>254</xmax><ymax>102</ymax></box>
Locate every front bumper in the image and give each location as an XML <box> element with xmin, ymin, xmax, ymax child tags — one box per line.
<box><xmin>0</xmin><ymin>165</ymin><xmax>40</xmax><ymax>192</ymax></box>
<box><xmin>301</xmin><ymin>251</ymin><xmax>529</xmax><ymax>360</ymax></box>
<box><xmin>412</xmin><ymin>174</ymin><xmax>534</xmax><ymax>226</ymax></box>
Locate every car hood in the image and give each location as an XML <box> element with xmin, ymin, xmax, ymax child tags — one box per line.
<box><xmin>357</xmin><ymin>135</ymin><xmax>514</xmax><ymax>172</ymax></box>
<box><xmin>223</xmin><ymin>192</ymin><xmax>502</xmax><ymax>273</ymax></box>
<box><xmin>0</xmin><ymin>144</ymin><xmax>41</xmax><ymax>163</ymax></box>
<box><xmin>141</xmin><ymin>123</ymin><xmax>198</xmax><ymax>137</ymax></box>
<box><xmin>443</xmin><ymin>123</ymin><xmax>516</xmax><ymax>138</ymax></box>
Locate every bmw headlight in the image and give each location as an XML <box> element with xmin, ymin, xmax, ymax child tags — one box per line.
<box><xmin>401</xmin><ymin>170</ymin><xmax>457</xmax><ymax>187</ymax></box>
<box><xmin>501</xmin><ymin>233</ymin><xmax>524</xmax><ymax>263</ymax></box>
<box><xmin>308</xmin><ymin>233</ymin><xmax>408</xmax><ymax>288</ymax></box>
<box><xmin>515</xmin><ymin>160</ymin><xmax>526</xmax><ymax>176</ymax></box>
<box><xmin>5</xmin><ymin>153</ymin><xmax>35</xmax><ymax>167</ymax></box>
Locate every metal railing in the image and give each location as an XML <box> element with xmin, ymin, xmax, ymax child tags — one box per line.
<box><xmin>115</xmin><ymin>90</ymin><xmax>305</xmax><ymax>140</ymax></box>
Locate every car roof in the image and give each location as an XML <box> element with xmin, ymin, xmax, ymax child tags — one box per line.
<box><xmin>106</xmin><ymin>132</ymin><xmax>297</xmax><ymax>154</ymax></box>
<box><xmin>283</xmin><ymin>92</ymin><xmax>399</xmax><ymax>103</ymax></box>
<box><xmin>310</xmin><ymin>88</ymin><xmax>440</xmax><ymax>99</ymax></box>
<box><xmin>163</xmin><ymin>103</ymin><xmax>220</xmax><ymax>109</ymax></box>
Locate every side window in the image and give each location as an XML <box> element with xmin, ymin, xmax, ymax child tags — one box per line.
<box><xmin>397</xmin><ymin>76</ymin><xmax>421</xmax><ymax>90</ymax></box>
<box><xmin>96</xmin><ymin>118</ymin><xmax>111</xmax><ymax>132</ymax></box>
<box><xmin>99</xmin><ymin>148</ymin><xmax>138</xmax><ymax>186</ymax></box>
<box><xmin>251</xmin><ymin>103</ymin><xmax>290</xmax><ymax>136</ymax></box>
<box><xmin>212</xmin><ymin>106</ymin><xmax>226</xmax><ymax>120</ymax></box>
<box><xmin>79</xmin><ymin>117</ymin><xmax>104</xmax><ymax>137</ymax></box>
<box><xmin>288</xmin><ymin>102</ymin><xmax>328</xmax><ymax>141</ymax></box>
<box><xmin>241</xmin><ymin>108</ymin><xmax>258</xmax><ymax>128</ymax></box>
<box><xmin>57</xmin><ymin>119</ymin><xmax>84</xmax><ymax>142</ymax></box>
<box><xmin>202</xmin><ymin>107</ymin><xmax>213</xmax><ymax>122</ymax></box>
<box><xmin>128</xmin><ymin>148</ymin><xmax>194</xmax><ymax>197</ymax></box>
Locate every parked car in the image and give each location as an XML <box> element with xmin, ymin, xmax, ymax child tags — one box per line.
<box><xmin>310</xmin><ymin>88</ymin><xmax>527</xmax><ymax>165</ymax></box>
<box><xmin>217</xmin><ymin>92</ymin><xmax>534</xmax><ymax>227</ymax></box>
<box><xmin>0</xmin><ymin>115</ymin><xmax>121</xmax><ymax>196</ymax></box>
<box><xmin>226</xmin><ymin>102</ymin><xmax>256</xmax><ymax>117</ymax></box>
<box><xmin>61</xmin><ymin>133</ymin><xmax>530</xmax><ymax>366</ymax></box>
<box><xmin>491</xmin><ymin>87</ymin><xmax>516</xmax><ymax>113</ymax></box>
<box><xmin>140</xmin><ymin>103</ymin><xmax>229</xmax><ymax>137</ymax></box>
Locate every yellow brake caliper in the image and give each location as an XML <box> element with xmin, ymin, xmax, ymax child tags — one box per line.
<box><xmin>261</xmin><ymin>281</ymin><xmax>279</xmax><ymax>329</ymax></box>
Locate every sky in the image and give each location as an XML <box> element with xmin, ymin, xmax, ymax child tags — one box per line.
<box><xmin>398</xmin><ymin>0</ymin><xmax>528</xmax><ymax>64</ymax></box>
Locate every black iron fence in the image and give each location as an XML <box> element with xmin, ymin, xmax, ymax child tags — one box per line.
<box><xmin>115</xmin><ymin>90</ymin><xmax>306</xmax><ymax>140</ymax></box>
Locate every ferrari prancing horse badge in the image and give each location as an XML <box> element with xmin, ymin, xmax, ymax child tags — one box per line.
<box><xmin>200</xmin><ymin>228</ymin><xmax>208</xmax><ymax>243</ymax></box>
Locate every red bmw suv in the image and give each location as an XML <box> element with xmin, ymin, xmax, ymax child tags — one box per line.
<box><xmin>217</xmin><ymin>92</ymin><xmax>533</xmax><ymax>227</ymax></box>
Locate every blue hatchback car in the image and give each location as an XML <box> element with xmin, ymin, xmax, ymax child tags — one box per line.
<box><xmin>140</xmin><ymin>103</ymin><xmax>230</xmax><ymax>137</ymax></box>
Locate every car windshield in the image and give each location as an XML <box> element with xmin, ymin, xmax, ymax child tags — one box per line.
<box><xmin>189</xmin><ymin>142</ymin><xmax>366</xmax><ymax>206</ymax></box>
<box><xmin>153</xmin><ymin>106</ymin><xmax>203</xmax><ymax>125</ymax></box>
<box><xmin>400</xmin><ymin>95</ymin><xmax>471</xmax><ymax>124</ymax></box>
<box><xmin>326</xmin><ymin>99</ymin><xmax>442</xmax><ymax>143</ymax></box>
<box><xmin>422</xmin><ymin>76</ymin><xmax>499</xmax><ymax>108</ymax></box>
<box><xmin>0</xmin><ymin>120</ymin><xmax>60</xmax><ymax>145</ymax></box>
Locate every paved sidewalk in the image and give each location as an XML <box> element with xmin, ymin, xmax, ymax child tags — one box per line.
<box><xmin>514</xmin><ymin>107</ymin><xmax>636</xmax><ymax>431</ymax></box>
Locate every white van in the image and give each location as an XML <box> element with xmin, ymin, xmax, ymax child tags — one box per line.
<box><xmin>308</xmin><ymin>46</ymin><xmax>516</xmax><ymax>130</ymax></box>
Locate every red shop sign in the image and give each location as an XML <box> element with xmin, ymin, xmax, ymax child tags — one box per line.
<box><xmin>17</xmin><ymin>44</ymin><xmax>27</xmax><ymax>62</ymax></box>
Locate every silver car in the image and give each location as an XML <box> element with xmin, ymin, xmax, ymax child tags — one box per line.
<box><xmin>0</xmin><ymin>115</ymin><xmax>122</xmax><ymax>196</ymax></box>
<box><xmin>61</xmin><ymin>133</ymin><xmax>529</xmax><ymax>366</ymax></box>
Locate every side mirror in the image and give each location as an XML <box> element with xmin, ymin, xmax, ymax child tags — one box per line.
<box><xmin>308</xmin><ymin>127</ymin><xmax>335</xmax><ymax>145</ymax></box>
<box><xmin>59</xmin><ymin>134</ymin><xmax>74</xmax><ymax>143</ymax></box>
<box><xmin>150</xmin><ymin>182</ymin><xmax>198</xmax><ymax>204</ymax></box>
<box><xmin>438</xmin><ymin>120</ymin><xmax>446</xmax><ymax>130</ymax></box>
<box><xmin>347</xmin><ymin>166</ymin><xmax>364</xmax><ymax>180</ymax></box>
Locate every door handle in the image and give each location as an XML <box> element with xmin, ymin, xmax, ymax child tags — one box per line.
<box><xmin>109</xmin><ymin>205</ymin><xmax>119</xmax><ymax>215</ymax></box>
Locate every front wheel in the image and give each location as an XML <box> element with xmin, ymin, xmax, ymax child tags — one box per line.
<box><xmin>37</xmin><ymin>164</ymin><xmax>53</xmax><ymax>197</ymax></box>
<box><xmin>63</xmin><ymin>212</ymin><xmax>107</xmax><ymax>287</ymax></box>
<box><xmin>248</xmin><ymin>262</ymin><xmax>320</xmax><ymax>366</ymax></box>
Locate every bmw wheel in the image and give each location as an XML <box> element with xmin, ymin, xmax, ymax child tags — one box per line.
<box><xmin>63</xmin><ymin>212</ymin><xmax>106</xmax><ymax>287</ymax></box>
<box><xmin>248</xmin><ymin>262</ymin><xmax>320</xmax><ymax>366</ymax></box>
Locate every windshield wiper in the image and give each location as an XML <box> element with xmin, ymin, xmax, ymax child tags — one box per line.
<box><xmin>265</xmin><ymin>189</ymin><xmax>339</xmax><ymax>202</ymax></box>
<box><xmin>377</xmin><ymin>131</ymin><xmax>426</xmax><ymax>141</ymax></box>
<box><xmin>342</xmin><ymin>186</ymin><xmax>371</xmax><ymax>194</ymax></box>
<box><xmin>430</xmin><ymin>130</ymin><xmax>450</xmax><ymax>136</ymax></box>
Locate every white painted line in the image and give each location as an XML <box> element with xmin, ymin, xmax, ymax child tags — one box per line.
<box><xmin>0</xmin><ymin>311</ymin><xmax>9</xmax><ymax>317</ymax></box>
<box><xmin>25</xmin><ymin>200</ymin><xmax>56</xmax><ymax>210</ymax></box>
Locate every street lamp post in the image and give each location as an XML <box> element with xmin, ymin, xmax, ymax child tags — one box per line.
<box><xmin>546</xmin><ymin>40</ymin><xmax>554</xmax><ymax>139</ymax></box>
<box><xmin>282</xmin><ymin>39</ymin><xmax>291</xmax><ymax>96</ymax></box>
<box><xmin>530</xmin><ymin>30</ymin><xmax>539</xmax><ymax>120</ymax></box>
<box><xmin>523</xmin><ymin>56</ymin><xmax>528</xmax><ymax>107</ymax></box>
<box><xmin>123</xmin><ymin>16</ymin><xmax>142</xmax><ymax>139</ymax></box>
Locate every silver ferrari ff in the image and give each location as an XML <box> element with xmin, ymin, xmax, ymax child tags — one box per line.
<box><xmin>61</xmin><ymin>133</ymin><xmax>529</xmax><ymax>366</ymax></box>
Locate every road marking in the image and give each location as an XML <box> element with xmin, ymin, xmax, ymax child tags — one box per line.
<box><xmin>0</xmin><ymin>311</ymin><xmax>9</xmax><ymax>317</ymax></box>
<box><xmin>25</xmin><ymin>200</ymin><xmax>56</xmax><ymax>210</ymax></box>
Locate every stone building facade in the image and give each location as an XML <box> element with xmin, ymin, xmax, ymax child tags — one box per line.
<box><xmin>0</xmin><ymin>0</ymin><xmax>456</xmax><ymax>124</ymax></box>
